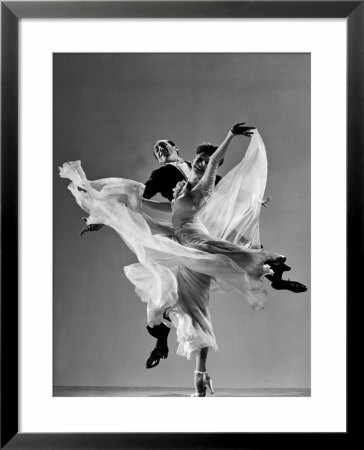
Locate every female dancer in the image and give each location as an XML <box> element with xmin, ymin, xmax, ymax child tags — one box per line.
<box><xmin>59</xmin><ymin>124</ymin><xmax>306</xmax><ymax>396</ymax></box>
<box><xmin>148</xmin><ymin>124</ymin><xmax>290</xmax><ymax>396</ymax></box>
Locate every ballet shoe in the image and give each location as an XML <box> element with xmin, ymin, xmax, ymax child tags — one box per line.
<box><xmin>191</xmin><ymin>371</ymin><xmax>214</xmax><ymax>397</ymax></box>
<box><xmin>146</xmin><ymin>342</ymin><xmax>169</xmax><ymax>369</ymax></box>
<box><xmin>205</xmin><ymin>374</ymin><xmax>214</xmax><ymax>395</ymax></box>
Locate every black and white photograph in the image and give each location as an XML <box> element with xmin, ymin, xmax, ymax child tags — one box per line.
<box><xmin>54</xmin><ymin>53</ymin><xmax>310</xmax><ymax>398</ymax></box>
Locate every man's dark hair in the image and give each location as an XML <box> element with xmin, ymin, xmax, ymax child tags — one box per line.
<box><xmin>196</xmin><ymin>142</ymin><xmax>224</xmax><ymax>166</ymax></box>
<box><xmin>153</xmin><ymin>140</ymin><xmax>177</xmax><ymax>159</ymax></box>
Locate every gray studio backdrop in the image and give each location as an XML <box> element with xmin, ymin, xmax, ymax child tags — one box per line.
<box><xmin>54</xmin><ymin>53</ymin><xmax>310</xmax><ymax>390</ymax></box>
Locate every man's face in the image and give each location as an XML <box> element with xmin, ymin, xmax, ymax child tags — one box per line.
<box><xmin>154</xmin><ymin>140</ymin><xmax>179</xmax><ymax>164</ymax></box>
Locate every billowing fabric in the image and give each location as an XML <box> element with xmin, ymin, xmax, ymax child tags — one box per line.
<box><xmin>198</xmin><ymin>130</ymin><xmax>267</xmax><ymax>248</ymax></box>
<box><xmin>59</xmin><ymin>131</ymin><xmax>274</xmax><ymax>359</ymax></box>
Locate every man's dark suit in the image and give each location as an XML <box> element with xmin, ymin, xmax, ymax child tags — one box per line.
<box><xmin>143</xmin><ymin>162</ymin><xmax>221</xmax><ymax>200</ymax></box>
<box><xmin>143</xmin><ymin>163</ymin><xmax>192</xmax><ymax>201</ymax></box>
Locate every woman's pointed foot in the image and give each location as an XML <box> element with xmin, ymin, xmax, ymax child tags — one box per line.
<box><xmin>191</xmin><ymin>371</ymin><xmax>214</xmax><ymax>397</ymax></box>
<box><xmin>205</xmin><ymin>373</ymin><xmax>214</xmax><ymax>394</ymax></box>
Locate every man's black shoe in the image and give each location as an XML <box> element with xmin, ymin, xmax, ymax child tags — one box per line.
<box><xmin>266</xmin><ymin>275</ymin><xmax>307</xmax><ymax>293</ymax></box>
<box><xmin>146</xmin><ymin>344</ymin><xmax>169</xmax><ymax>369</ymax></box>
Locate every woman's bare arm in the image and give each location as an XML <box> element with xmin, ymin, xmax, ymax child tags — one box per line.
<box><xmin>197</xmin><ymin>123</ymin><xmax>256</xmax><ymax>195</ymax></box>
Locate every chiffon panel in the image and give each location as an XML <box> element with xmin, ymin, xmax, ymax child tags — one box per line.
<box><xmin>59</xmin><ymin>131</ymin><xmax>270</xmax><ymax>359</ymax></box>
<box><xmin>197</xmin><ymin>130</ymin><xmax>267</xmax><ymax>248</ymax></box>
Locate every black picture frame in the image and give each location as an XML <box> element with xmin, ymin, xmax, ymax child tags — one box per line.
<box><xmin>1</xmin><ymin>1</ymin><xmax>359</xmax><ymax>448</ymax></box>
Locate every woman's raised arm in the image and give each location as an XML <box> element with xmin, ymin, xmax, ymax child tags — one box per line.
<box><xmin>197</xmin><ymin>123</ymin><xmax>256</xmax><ymax>196</ymax></box>
<box><xmin>210</xmin><ymin>122</ymin><xmax>256</xmax><ymax>166</ymax></box>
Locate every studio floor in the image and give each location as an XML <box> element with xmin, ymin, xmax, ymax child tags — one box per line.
<box><xmin>54</xmin><ymin>386</ymin><xmax>310</xmax><ymax>397</ymax></box>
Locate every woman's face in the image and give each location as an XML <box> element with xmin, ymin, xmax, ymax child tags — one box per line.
<box><xmin>192</xmin><ymin>152</ymin><xmax>210</xmax><ymax>177</ymax></box>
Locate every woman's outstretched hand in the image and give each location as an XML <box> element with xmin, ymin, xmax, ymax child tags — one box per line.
<box><xmin>230</xmin><ymin>122</ymin><xmax>256</xmax><ymax>137</ymax></box>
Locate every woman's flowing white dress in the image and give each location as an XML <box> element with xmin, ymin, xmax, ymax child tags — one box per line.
<box><xmin>59</xmin><ymin>131</ymin><xmax>275</xmax><ymax>359</ymax></box>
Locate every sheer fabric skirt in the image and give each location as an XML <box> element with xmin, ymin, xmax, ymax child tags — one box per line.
<box><xmin>59</xmin><ymin>131</ymin><xmax>272</xmax><ymax>359</ymax></box>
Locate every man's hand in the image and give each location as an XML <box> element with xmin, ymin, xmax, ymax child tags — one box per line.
<box><xmin>80</xmin><ymin>217</ymin><xmax>104</xmax><ymax>236</ymax></box>
<box><xmin>230</xmin><ymin>122</ymin><xmax>256</xmax><ymax>137</ymax></box>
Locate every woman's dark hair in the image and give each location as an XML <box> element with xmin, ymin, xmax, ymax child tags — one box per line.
<box><xmin>153</xmin><ymin>140</ymin><xmax>177</xmax><ymax>159</ymax></box>
<box><xmin>195</xmin><ymin>142</ymin><xmax>224</xmax><ymax>166</ymax></box>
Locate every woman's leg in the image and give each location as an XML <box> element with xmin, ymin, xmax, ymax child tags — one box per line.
<box><xmin>192</xmin><ymin>347</ymin><xmax>213</xmax><ymax>396</ymax></box>
<box><xmin>196</xmin><ymin>347</ymin><xmax>208</xmax><ymax>373</ymax></box>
